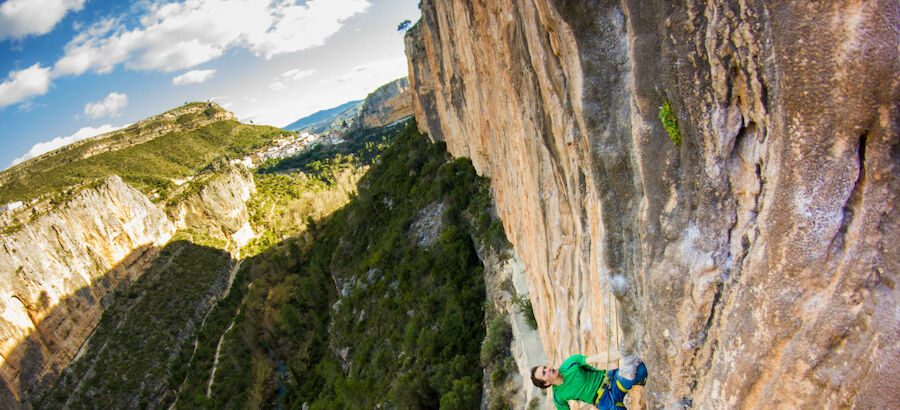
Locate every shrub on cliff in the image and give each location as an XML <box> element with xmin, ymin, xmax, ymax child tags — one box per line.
<box><xmin>658</xmin><ymin>101</ymin><xmax>682</xmax><ymax>146</ymax></box>
<box><xmin>481</xmin><ymin>315</ymin><xmax>513</xmax><ymax>366</ymax></box>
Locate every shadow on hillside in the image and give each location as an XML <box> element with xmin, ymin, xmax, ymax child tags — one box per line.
<box><xmin>0</xmin><ymin>239</ymin><xmax>234</xmax><ymax>409</ymax></box>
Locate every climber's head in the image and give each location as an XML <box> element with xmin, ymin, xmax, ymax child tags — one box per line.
<box><xmin>531</xmin><ymin>365</ymin><xmax>561</xmax><ymax>388</ymax></box>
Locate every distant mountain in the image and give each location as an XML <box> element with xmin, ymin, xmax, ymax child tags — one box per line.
<box><xmin>282</xmin><ymin>77</ymin><xmax>414</xmax><ymax>136</ymax></box>
<box><xmin>282</xmin><ymin>99</ymin><xmax>364</xmax><ymax>134</ymax></box>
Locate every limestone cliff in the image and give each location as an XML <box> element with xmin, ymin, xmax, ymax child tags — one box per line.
<box><xmin>167</xmin><ymin>167</ymin><xmax>257</xmax><ymax>248</ymax></box>
<box><xmin>0</xmin><ymin>166</ymin><xmax>257</xmax><ymax>406</ymax></box>
<box><xmin>0</xmin><ymin>176</ymin><xmax>175</xmax><ymax>404</ymax></box>
<box><xmin>478</xmin><ymin>242</ymin><xmax>548</xmax><ymax>409</ymax></box>
<box><xmin>406</xmin><ymin>1</ymin><xmax>899</xmax><ymax>408</ymax></box>
<box><xmin>351</xmin><ymin>78</ymin><xmax>413</xmax><ymax>130</ymax></box>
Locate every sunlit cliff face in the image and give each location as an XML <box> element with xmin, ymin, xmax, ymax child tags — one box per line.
<box><xmin>0</xmin><ymin>167</ymin><xmax>262</xmax><ymax>405</ymax></box>
<box><xmin>406</xmin><ymin>0</ymin><xmax>900</xmax><ymax>408</ymax></box>
<box><xmin>0</xmin><ymin>176</ymin><xmax>176</xmax><ymax>403</ymax></box>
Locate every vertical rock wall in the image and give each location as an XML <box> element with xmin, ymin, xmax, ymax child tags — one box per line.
<box><xmin>406</xmin><ymin>0</ymin><xmax>899</xmax><ymax>408</ymax></box>
<box><xmin>0</xmin><ymin>168</ymin><xmax>258</xmax><ymax>406</ymax></box>
<box><xmin>168</xmin><ymin>168</ymin><xmax>257</xmax><ymax>248</ymax></box>
<box><xmin>0</xmin><ymin>176</ymin><xmax>175</xmax><ymax>404</ymax></box>
<box><xmin>351</xmin><ymin>77</ymin><xmax>414</xmax><ymax>130</ymax></box>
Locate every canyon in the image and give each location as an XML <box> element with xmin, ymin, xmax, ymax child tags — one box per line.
<box><xmin>406</xmin><ymin>0</ymin><xmax>899</xmax><ymax>408</ymax></box>
<box><xmin>0</xmin><ymin>171</ymin><xmax>252</xmax><ymax>406</ymax></box>
<box><xmin>0</xmin><ymin>80</ymin><xmax>424</xmax><ymax>407</ymax></box>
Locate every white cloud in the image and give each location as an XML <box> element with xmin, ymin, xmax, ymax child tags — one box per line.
<box><xmin>281</xmin><ymin>69</ymin><xmax>316</xmax><ymax>82</ymax></box>
<box><xmin>83</xmin><ymin>92</ymin><xmax>128</xmax><ymax>119</ymax></box>
<box><xmin>0</xmin><ymin>64</ymin><xmax>52</xmax><ymax>109</ymax></box>
<box><xmin>336</xmin><ymin>57</ymin><xmax>408</xmax><ymax>84</ymax></box>
<box><xmin>0</xmin><ymin>0</ymin><xmax>85</xmax><ymax>40</ymax></box>
<box><xmin>172</xmin><ymin>69</ymin><xmax>216</xmax><ymax>85</ymax></box>
<box><xmin>232</xmin><ymin>56</ymin><xmax>409</xmax><ymax>127</ymax></box>
<box><xmin>11</xmin><ymin>124</ymin><xmax>123</xmax><ymax>166</ymax></box>
<box><xmin>54</xmin><ymin>0</ymin><xmax>370</xmax><ymax>76</ymax></box>
<box><xmin>269</xmin><ymin>68</ymin><xmax>315</xmax><ymax>90</ymax></box>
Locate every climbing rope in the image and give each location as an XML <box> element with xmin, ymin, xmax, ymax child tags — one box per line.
<box><xmin>605</xmin><ymin>274</ymin><xmax>619</xmax><ymax>368</ymax></box>
<box><xmin>606</xmin><ymin>276</ymin><xmax>613</xmax><ymax>368</ymax></box>
<box><xmin>615</xmin><ymin>286</ymin><xmax>619</xmax><ymax>358</ymax></box>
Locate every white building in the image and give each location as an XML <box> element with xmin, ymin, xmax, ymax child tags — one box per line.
<box><xmin>0</xmin><ymin>201</ymin><xmax>23</xmax><ymax>212</ymax></box>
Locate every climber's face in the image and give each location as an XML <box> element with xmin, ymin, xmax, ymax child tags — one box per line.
<box><xmin>535</xmin><ymin>365</ymin><xmax>562</xmax><ymax>385</ymax></box>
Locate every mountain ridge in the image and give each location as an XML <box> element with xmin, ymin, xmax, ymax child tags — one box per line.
<box><xmin>282</xmin><ymin>99</ymin><xmax>364</xmax><ymax>133</ymax></box>
<box><xmin>0</xmin><ymin>105</ymin><xmax>284</xmax><ymax>206</ymax></box>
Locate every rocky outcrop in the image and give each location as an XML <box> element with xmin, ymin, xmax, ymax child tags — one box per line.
<box><xmin>167</xmin><ymin>168</ymin><xmax>257</xmax><ymax>248</ymax></box>
<box><xmin>0</xmin><ymin>164</ymin><xmax>258</xmax><ymax>406</ymax></box>
<box><xmin>352</xmin><ymin>78</ymin><xmax>413</xmax><ymax>130</ymax></box>
<box><xmin>479</xmin><ymin>243</ymin><xmax>547</xmax><ymax>410</ymax></box>
<box><xmin>0</xmin><ymin>176</ymin><xmax>175</xmax><ymax>405</ymax></box>
<box><xmin>406</xmin><ymin>1</ymin><xmax>899</xmax><ymax>408</ymax></box>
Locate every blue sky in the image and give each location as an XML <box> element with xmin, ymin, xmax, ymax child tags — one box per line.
<box><xmin>0</xmin><ymin>0</ymin><xmax>421</xmax><ymax>169</ymax></box>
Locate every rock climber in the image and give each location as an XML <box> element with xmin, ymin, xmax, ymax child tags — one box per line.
<box><xmin>531</xmin><ymin>351</ymin><xmax>647</xmax><ymax>409</ymax></box>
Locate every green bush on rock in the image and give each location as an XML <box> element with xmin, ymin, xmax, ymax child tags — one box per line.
<box><xmin>658</xmin><ymin>101</ymin><xmax>682</xmax><ymax>146</ymax></box>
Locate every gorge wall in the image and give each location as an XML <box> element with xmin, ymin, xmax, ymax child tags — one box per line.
<box><xmin>0</xmin><ymin>169</ymin><xmax>256</xmax><ymax>406</ymax></box>
<box><xmin>406</xmin><ymin>1</ymin><xmax>899</xmax><ymax>408</ymax></box>
<box><xmin>352</xmin><ymin>77</ymin><xmax>413</xmax><ymax>130</ymax></box>
<box><xmin>167</xmin><ymin>168</ymin><xmax>257</xmax><ymax>248</ymax></box>
<box><xmin>0</xmin><ymin>176</ymin><xmax>175</xmax><ymax>404</ymax></box>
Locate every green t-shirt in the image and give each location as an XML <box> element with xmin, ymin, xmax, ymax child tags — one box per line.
<box><xmin>551</xmin><ymin>354</ymin><xmax>607</xmax><ymax>410</ymax></box>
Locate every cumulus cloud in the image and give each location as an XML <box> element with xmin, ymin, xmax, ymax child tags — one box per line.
<box><xmin>172</xmin><ymin>69</ymin><xmax>216</xmax><ymax>85</ymax></box>
<box><xmin>0</xmin><ymin>64</ymin><xmax>52</xmax><ymax>109</ymax></box>
<box><xmin>269</xmin><ymin>68</ymin><xmax>315</xmax><ymax>90</ymax></box>
<box><xmin>11</xmin><ymin>124</ymin><xmax>123</xmax><ymax>167</ymax></box>
<box><xmin>0</xmin><ymin>0</ymin><xmax>85</xmax><ymax>40</ymax></box>
<box><xmin>83</xmin><ymin>92</ymin><xmax>128</xmax><ymax>119</ymax></box>
<box><xmin>54</xmin><ymin>0</ymin><xmax>370</xmax><ymax>76</ymax></box>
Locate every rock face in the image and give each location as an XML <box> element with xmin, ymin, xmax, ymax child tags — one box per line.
<box><xmin>406</xmin><ymin>1</ymin><xmax>899</xmax><ymax>408</ymax></box>
<box><xmin>168</xmin><ymin>168</ymin><xmax>257</xmax><ymax>248</ymax></box>
<box><xmin>0</xmin><ymin>166</ymin><xmax>257</xmax><ymax>406</ymax></box>
<box><xmin>352</xmin><ymin>78</ymin><xmax>413</xmax><ymax>130</ymax></box>
<box><xmin>0</xmin><ymin>176</ymin><xmax>175</xmax><ymax>404</ymax></box>
<box><xmin>478</xmin><ymin>242</ymin><xmax>548</xmax><ymax>409</ymax></box>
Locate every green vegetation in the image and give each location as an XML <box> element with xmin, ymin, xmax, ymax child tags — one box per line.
<box><xmin>0</xmin><ymin>117</ymin><xmax>285</xmax><ymax>204</ymax></box>
<box><xmin>39</xmin><ymin>233</ymin><xmax>233</xmax><ymax>409</ymax></box>
<box><xmin>480</xmin><ymin>311</ymin><xmax>516</xmax><ymax>409</ymax></box>
<box><xmin>514</xmin><ymin>293</ymin><xmax>538</xmax><ymax>329</ymax></box>
<box><xmin>658</xmin><ymin>101</ymin><xmax>682</xmax><ymax>146</ymax></box>
<box><xmin>255</xmin><ymin>123</ymin><xmax>399</xmax><ymax>176</ymax></box>
<box><xmin>481</xmin><ymin>316</ymin><xmax>512</xmax><ymax>367</ymax></box>
<box><xmin>246</xmin><ymin>123</ymin><xmax>400</xmax><ymax>243</ymax></box>
<box><xmin>174</xmin><ymin>121</ymin><xmax>502</xmax><ymax>408</ymax></box>
<box><xmin>30</xmin><ymin>117</ymin><xmax>512</xmax><ymax>409</ymax></box>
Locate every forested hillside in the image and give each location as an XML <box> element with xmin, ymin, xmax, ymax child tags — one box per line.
<box><xmin>175</xmin><ymin>122</ymin><xmax>502</xmax><ymax>408</ymax></box>
<box><xmin>0</xmin><ymin>103</ymin><xmax>285</xmax><ymax>204</ymax></box>
<box><xmin>35</xmin><ymin>120</ymin><xmax>507</xmax><ymax>409</ymax></box>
